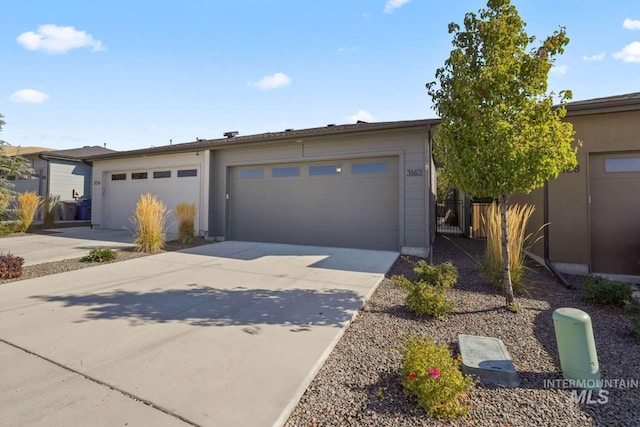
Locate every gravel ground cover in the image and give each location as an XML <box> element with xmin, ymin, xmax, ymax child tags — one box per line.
<box><xmin>285</xmin><ymin>236</ymin><xmax>640</xmax><ymax>427</ymax></box>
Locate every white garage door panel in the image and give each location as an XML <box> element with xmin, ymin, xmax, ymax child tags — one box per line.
<box><xmin>229</xmin><ymin>157</ymin><xmax>399</xmax><ymax>250</ymax></box>
<box><xmin>104</xmin><ymin>168</ymin><xmax>200</xmax><ymax>234</ymax></box>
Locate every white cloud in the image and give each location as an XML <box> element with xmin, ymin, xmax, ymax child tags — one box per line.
<box><xmin>550</xmin><ymin>65</ymin><xmax>568</xmax><ymax>75</ymax></box>
<box><xmin>384</xmin><ymin>0</ymin><xmax>411</xmax><ymax>13</ymax></box>
<box><xmin>16</xmin><ymin>24</ymin><xmax>104</xmax><ymax>54</ymax></box>
<box><xmin>613</xmin><ymin>41</ymin><xmax>640</xmax><ymax>63</ymax></box>
<box><xmin>623</xmin><ymin>18</ymin><xmax>640</xmax><ymax>30</ymax></box>
<box><xmin>10</xmin><ymin>89</ymin><xmax>50</xmax><ymax>104</ymax></box>
<box><xmin>337</xmin><ymin>46</ymin><xmax>358</xmax><ymax>53</ymax></box>
<box><xmin>249</xmin><ymin>72</ymin><xmax>291</xmax><ymax>90</ymax></box>
<box><xmin>348</xmin><ymin>109</ymin><xmax>375</xmax><ymax>123</ymax></box>
<box><xmin>583</xmin><ymin>52</ymin><xmax>605</xmax><ymax>61</ymax></box>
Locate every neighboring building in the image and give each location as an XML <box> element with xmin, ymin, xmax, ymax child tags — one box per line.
<box><xmin>9</xmin><ymin>145</ymin><xmax>115</xmax><ymax>204</ymax></box>
<box><xmin>87</xmin><ymin>120</ymin><xmax>438</xmax><ymax>256</ymax></box>
<box><xmin>510</xmin><ymin>93</ymin><xmax>640</xmax><ymax>281</ymax></box>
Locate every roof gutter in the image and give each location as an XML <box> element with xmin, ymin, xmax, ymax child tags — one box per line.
<box><xmin>543</xmin><ymin>181</ymin><xmax>573</xmax><ymax>288</ymax></box>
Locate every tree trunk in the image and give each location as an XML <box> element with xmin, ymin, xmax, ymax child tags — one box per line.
<box><xmin>499</xmin><ymin>195</ymin><xmax>515</xmax><ymax>308</ymax></box>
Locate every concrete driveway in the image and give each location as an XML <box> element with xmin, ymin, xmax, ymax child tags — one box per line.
<box><xmin>0</xmin><ymin>227</ymin><xmax>136</xmax><ymax>266</ymax></box>
<box><xmin>0</xmin><ymin>241</ymin><xmax>398</xmax><ymax>427</ymax></box>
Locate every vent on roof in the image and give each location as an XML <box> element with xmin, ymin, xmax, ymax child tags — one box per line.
<box><xmin>356</xmin><ymin>120</ymin><xmax>368</xmax><ymax>124</ymax></box>
<box><xmin>224</xmin><ymin>131</ymin><xmax>239</xmax><ymax>138</ymax></box>
<box><xmin>327</xmin><ymin>124</ymin><xmax>335</xmax><ymax>127</ymax></box>
<box><xmin>285</xmin><ymin>128</ymin><xmax>294</xmax><ymax>132</ymax></box>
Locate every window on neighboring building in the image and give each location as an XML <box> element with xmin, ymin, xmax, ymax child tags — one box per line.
<box><xmin>177</xmin><ymin>169</ymin><xmax>198</xmax><ymax>177</ymax></box>
<box><xmin>272</xmin><ymin>167</ymin><xmax>300</xmax><ymax>178</ymax></box>
<box><xmin>605</xmin><ymin>157</ymin><xmax>640</xmax><ymax>173</ymax></box>
<box><xmin>309</xmin><ymin>165</ymin><xmax>342</xmax><ymax>176</ymax></box>
<box><xmin>237</xmin><ymin>168</ymin><xmax>264</xmax><ymax>179</ymax></box>
<box><xmin>153</xmin><ymin>171</ymin><xmax>171</xmax><ymax>179</ymax></box>
<box><xmin>111</xmin><ymin>173</ymin><xmax>126</xmax><ymax>181</ymax></box>
<box><xmin>131</xmin><ymin>172</ymin><xmax>148</xmax><ymax>180</ymax></box>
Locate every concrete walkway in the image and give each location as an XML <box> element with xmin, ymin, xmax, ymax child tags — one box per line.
<box><xmin>0</xmin><ymin>241</ymin><xmax>398</xmax><ymax>427</ymax></box>
<box><xmin>0</xmin><ymin>227</ymin><xmax>136</xmax><ymax>266</ymax></box>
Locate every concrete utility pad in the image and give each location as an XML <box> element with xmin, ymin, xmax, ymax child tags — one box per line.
<box><xmin>0</xmin><ymin>227</ymin><xmax>135</xmax><ymax>266</ymax></box>
<box><xmin>0</xmin><ymin>241</ymin><xmax>398</xmax><ymax>427</ymax></box>
<box><xmin>458</xmin><ymin>334</ymin><xmax>520</xmax><ymax>387</ymax></box>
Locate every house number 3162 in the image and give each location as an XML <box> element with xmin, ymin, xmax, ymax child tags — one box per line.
<box><xmin>406</xmin><ymin>169</ymin><xmax>424</xmax><ymax>177</ymax></box>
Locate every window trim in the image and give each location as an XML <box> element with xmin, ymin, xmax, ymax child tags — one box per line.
<box><xmin>237</xmin><ymin>168</ymin><xmax>265</xmax><ymax>180</ymax></box>
<box><xmin>177</xmin><ymin>169</ymin><xmax>198</xmax><ymax>178</ymax></box>
<box><xmin>111</xmin><ymin>173</ymin><xmax>127</xmax><ymax>181</ymax></box>
<box><xmin>271</xmin><ymin>166</ymin><xmax>300</xmax><ymax>178</ymax></box>
<box><xmin>153</xmin><ymin>170</ymin><xmax>171</xmax><ymax>179</ymax></box>
<box><xmin>604</xmin><ymin>157</ymin><xmax>640</xmax><ymax>173</ymax></box>
<box><xmin>351</xmin><ymin>161</ymin><xmax>390</xmax><ymax>175</ymax></box>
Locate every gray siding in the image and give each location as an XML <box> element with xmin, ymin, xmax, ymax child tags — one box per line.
<box><xmin>211</xmin><ymin>127</ymin><xmax>429</xmax><ymax>253</ymax></box>
<box><xmin>49</xmin><ymin>160</ymin><xmax>91</xmax><ymax>201</ymax></box>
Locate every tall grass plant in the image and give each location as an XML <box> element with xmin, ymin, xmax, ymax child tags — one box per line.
<box><xmin>131</xmin><ymin>193</ymin><xmax>168</xmax><ymax>253</ymax></box>
<box><xmin>481</xmin><ymin>202</ymin><xmax>536</xmax><ymax>292</ymax></box>
<box><xmin>175</xmin><ymin>202</ymin><xmax>196</xmax><ymax>244</ymax></box>
<box><xmin>16</xmin><ymin>191</ymin><xmax>41</xmax><ymax>232</ymax></box>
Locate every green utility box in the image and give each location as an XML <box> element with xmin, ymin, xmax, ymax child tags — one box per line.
<box><xmin>552</xmin><ymin>308</ymin><xmax>601</xmax><ymax>389</ymax></box>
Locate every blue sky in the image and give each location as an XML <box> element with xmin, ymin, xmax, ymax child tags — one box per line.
<box><xmin>1</xmin><ymin>0</ymin><xmax>639</xmax><ymax>151</ymax></box>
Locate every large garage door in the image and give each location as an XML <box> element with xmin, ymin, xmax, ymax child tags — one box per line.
<box><xmin>103</xmin><ymin>166</ymin><xmax>200</xmax><ymax>234</ymax></box>
<box><xmin>589</xmin><ymin>153</ymin><xmax>640</xmax><ymax>275</ymax></box>
<box><xmin>228</xmin><ymin>157</ymin><xmax>399</xmax><ymax>250</ymax></box>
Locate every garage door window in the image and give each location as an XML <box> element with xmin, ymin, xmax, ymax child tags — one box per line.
<box><xmin>177</xmin><ymin>169</ymin><xmax>197</xmax><ymax>177</ymax></box>
<box><xmin>132</xmin><ymin>172</ymin><xmax>148</xmax><ymax>180</ymax></box>
<box><xmin>153</xmin><ymin>171</ymin><xmax>171</xmax><ymax>179</ymax></box>
<box><xmin>309</xmin><ymin>165</ymin><xmax>342</xmax><ymax>176</ymax></box>
<box><xmin>111</xmin><ymin>173</ymin><xmax>126</xmax><ymax>181</ymax></box>
<box><xmin>352</xmin><ymin>161</ymin><xmax>389</xmax><ymax>174</ymax></box>
<box><xmin>238</xmin><ymin>168</ymin><xmax>264</xmax><ymax>179</ymax></box>
<box><xmin>605</xmin><ymin>157</ymin><xmax>640</xmax><ymax>173</ymax></box>
<box><xmin>272</xmin><ymin>167</ymin><xmax>300</xmax><ymax>178</ymax></box>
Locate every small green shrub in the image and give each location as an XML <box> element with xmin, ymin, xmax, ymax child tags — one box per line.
<box><xmin>584</xmin><ymin>275</ymin><xmax>632</xmax><ymax>307</ymax></box>
<box><xmin>625</xmin><ymin>303</ymin><xmax>640</xmax><ymax>341</ymax></box>
<box><xmin>81</xmin><ymin>248</ymin><xmax>117</xmax><ymax>263</ymax></box>
<box><xmin>0</xmin><ymin>253</ymin><xmax>24</xmax><ymax>279</ymax></box>
<box><xmin>394</xmin><ymin>275</ymin><xmax>453</xmax><ymax>317</ymax></box>
<box><xmin>0</xmin><ymin>220</ymin><xmax>19</xmax><ymax>236</ymax></box>
<box><xmin>401</xmin><ymin>336</ymin><xmax>473</xmax><ymax>419</ymax></box>
<box><xmin>414</xmin><ymin>260</ymin><xmax>458</xmax><ymax>289</ymax></box>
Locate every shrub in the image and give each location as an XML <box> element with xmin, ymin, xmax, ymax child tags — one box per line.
<box><xmin>401</xmin><ymin>336</ymin><xmax>473</xmax><ymax>419</ymax></box>
<box><xmin>42</xmin><ymin>195</ymin><xmax>60</xmax><ymax>229</ymax></box>
<box><xmin>175</xmin><ymin>202</ymin><xmax>196</xmax><ymax>244</ymax></box>
<box><xmin>16</xmin><ymin>191</ymin><xmax>41</xmax><ymax>232</ymax></box>
<box><xmin>584</xmin><ymin>275</ymin><xmax>632</xmax><ymax>307</ymax></box>
<box><xmin>414</xmin><ymin>260</ymin><xmax>458</xmax><ymax>289</ymax></box>
<box><xmin>0</xmin><ymin>220</ymin><xmax>19</xmax><ymax>236</ymax></box>
<box><xmin>0</xmin><ymin>253</ymin><xmax>24</xmax><ymax>279</ymax></box>
<box><xmin>0</xmin><ymin>187</ymin><xmax>13</xmax><ymax>220</ymax></box>
<box><xmin>625</xmin><ymin>303</ymin><xmax>640</xmax><ymax>342</ymax></box>
<box><xmin>81</xmin><ymin>248</ymin><xmax>117</xmax><ymax>263</ymax></box>
<box><xmin>481</xmin><ymin>202</ymin><xmax>536</xmax><ymax>292</ymax></box>
<box><xmin>131</xmin><ymin>193</ymin><xmax>168</xmax><ymax>253</ymax></box>
<box><xmin>394</xmin><ymin>274</ymin><xmax>453</xmax><ymax>317</ymax></box>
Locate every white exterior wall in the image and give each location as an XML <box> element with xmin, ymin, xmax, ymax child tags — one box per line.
<box><xmin>91</xmin><ymin>151</ymin><xmax>208</xmax><ymax>234</ymax></box>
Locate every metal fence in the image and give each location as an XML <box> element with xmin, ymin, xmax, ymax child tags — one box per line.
<box><xmin>436</xmin><ymin>199</ymin><xmax>493</xmax><ymax>239</ymax></box>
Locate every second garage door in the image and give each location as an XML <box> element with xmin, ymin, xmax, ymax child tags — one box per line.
<box><xmin>228</xmin><ymin>157</ymin><xmax>399</xmax><ymax>250</ymax></box>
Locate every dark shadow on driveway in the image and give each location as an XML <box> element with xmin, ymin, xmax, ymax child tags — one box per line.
<box><xmin>31</xmin><ymin>286</ymin><xmax>362</xmax><ymax>329</ymax></box>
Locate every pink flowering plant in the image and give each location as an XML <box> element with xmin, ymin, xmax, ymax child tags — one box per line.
<box><xmin>401</xmin><ymin>336</ymin><xmax>473</xmax><ymax>419</ymax></box>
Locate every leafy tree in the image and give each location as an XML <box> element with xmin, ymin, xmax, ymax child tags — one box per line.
<box><xmin>427</xmin><ymin>0</ymin><xmax>577</xmax><ymax>310</ymax></box>
<box><xmin>0</xmin><ymin>114</ymin><xmax>34</xmax><ymax>219</ymax></box>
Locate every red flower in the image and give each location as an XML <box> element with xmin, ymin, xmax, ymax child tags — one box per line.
<box><xmin>408</xmin><ymin>372</ymin><xmax>416</xmax><ymax>380</ymax></box>
<box><xmin>428</xmin><ymin>368</ymin><xmax>441</xmax><ymax>380</ymax></box>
